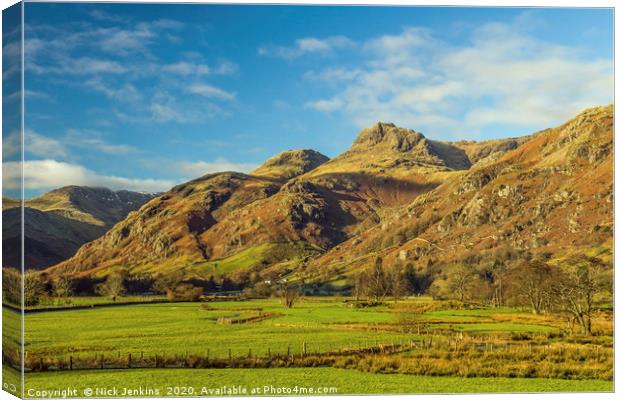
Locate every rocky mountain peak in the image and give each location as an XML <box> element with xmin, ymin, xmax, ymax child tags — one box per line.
<box><xmin>353</xmin><ymin>122</ymin><xmax>426</xmax><ymax>152</ymax></box>
<box><xmin>252</xmin><ymin>149</ymin><xmax>329</xmax><ymax>180</ymax></box>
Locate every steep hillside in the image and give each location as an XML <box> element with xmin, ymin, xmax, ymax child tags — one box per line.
<box><xmin>46</xmin><ymin>106</ymin><xmax>611</xmax><ymax>285</ymax></box>
<box><xmin>49</xmin><ymin>150</ymin><xmax>330</xmax><ymax>276</ymax></box>
<box><xmin>47</xmin><ymin>125</ymin><xmax>522</xmax><ymax>279</ymax></box>
<box><xmin>309</xmin><ymin>105</ymin><xmax>613</xmax><ymax>281</ymax></box>
<box><xmin>2</xmin><ymin>187</ymin><xmax>155</xmax><ymax>269</ymax></box>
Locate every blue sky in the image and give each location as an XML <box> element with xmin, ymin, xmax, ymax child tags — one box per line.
<box><xmin>3</xmin><ymin>4</ymin><xmax>613</xmax><ymax>197</ymax></box>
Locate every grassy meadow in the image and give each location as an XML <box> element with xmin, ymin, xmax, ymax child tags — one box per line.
<box><xmin>2</xmin><ymin>296</ymin><xmax>612</xmax><ymax>396</ymax></box>
<box><xmin>8</xmin><ymin>366</ymin><xmax>612</xmax><ymax>396</ymax></box>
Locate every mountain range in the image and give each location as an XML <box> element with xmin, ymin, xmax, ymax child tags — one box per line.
<box><xmin>2</xmin><ymin>187</ymin><xmax>156</xmax><ymax>269</ymax></box>
<box><xmin>9</xmin><ymin>105</ymin><xmax>613</xmax><ymax>287</ymax></box>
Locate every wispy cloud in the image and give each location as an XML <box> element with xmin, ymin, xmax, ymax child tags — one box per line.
<box><xmin>6</xmin><ymin>129</ymin><xmax>140</xmax><ymax>160</ymax></box>
<box><xmin>258</xmin><ymin>35</ymin><xmax>354</xmax><ymax>59</ymax></box>
<box><xmin>84</xmin><ymin>78</ymin><xmax>142</xmax><ymax>102</ymax></box>
<box><xmin>29</xmin><ymin>57</ymin><xmax>127</xmax><ymax>75</ymax></box>
<box><xmin>163</xmin><ymin>61</ymin><xmax>211</xmax><ymax>76</ymax></box>
<box><xmin>3</xmin><ymin>159</ymin><xmax>176</xmax><ymax>192</ymax></box>
<box><xmin>305</xmin><ymin>98</ymin><xmax>343</xmax><ymax>112</ymax></box>
<box><xmin>177</xmin><ymin>158</ymin><xmax>257</xmax><ymax>177</ymax></box>
<box><xmin>25</xmin><ymin>15</ymin><xmax>238</xmax><ymax>125</ymax></box>
<box><xmin>3</xmin><ymin>129</ymin><xmax>69</xmax><ymax>159</ymax></box>
<box><xmin>26</xmin><ymin>130</ymin><xmax>69</xmax><ymax>158</ymax></box>
<box><xmin>65</xmin><ymin>129</ymin><xmax>138</xmax><ymax>155</ymax></box>
<box><xmin>304</xmin><ymin>67</ymin><xmax>362</xmax><ymax>84</ymax></box>
<box><xmin>187</xmin><ymin>83</ymin><xmax>236</xmax><ymax>101</ymax></box>
<box><xmin>302</xmin><ymin>19</ymin><xmax>613</xmax><ymax>138</ymax></box>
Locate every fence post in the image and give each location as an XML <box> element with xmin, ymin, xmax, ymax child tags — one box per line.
<box><xmin>128</xmin><ymin>353</ymin><xmax>132</xmax><ymax>369</ymax></box>
<box><xmin>228</xmin><ymin>349</ymin><xmax>232</xmax><ymax>367</ymax></box>
<box><xmin>100</xmin><ymin>354</ymin><xmax>104</xmax><ymax>369</ymax></box>
<box><xmin>69</xmin><ymin>355</ymin><xmax>73</xmax><ymax>370</ymax></box>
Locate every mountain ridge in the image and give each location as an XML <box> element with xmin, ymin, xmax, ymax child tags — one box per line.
<box><xmin>44</xmin><ymin>105</ymin><xmax>613</xmax><ymax>288</ymax></box>
<box><xmin>2</xmin><ymin>186</ymin><xmax>156</xmax><ymax>269</ymax></box>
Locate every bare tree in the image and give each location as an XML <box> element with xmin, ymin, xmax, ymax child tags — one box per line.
<box><xmin>279</xmin><ymin>282</ymin><xmax>302</xmax><ymax>308</ymax></box>
<box><xmin>52</xmin><ymin>276</ymin><xmax>73</xmax><ymax>305</ymax></box>
<box><xmin>551</xmin><ymin>256</ymin><xmax>610</xmax><ymax>336</ymax></box>
<box><xmin>508</xmin><ymin>260</ymin><xmax>555</xmax><ymax>314</ymax></box>
<box><xmin>97</xmin><ymin>272</ymin><xmax>126</xmax><ymax>302</ymax></box>
<box><xmin>448</xmin><ymin>265</ymin><xmax>474</xmax><ymax>302</ymax></box>
<box><xmin>353</xmin><ymin>270</ymin><xmax>368</xmax><ymax>301</ymax></box>
<box><xmin>368</xmin><ymin>257</ymin><xmax>390</xmax><ymax>302</ymax></box>
<box><xmin>153</xmin><ymin>271</ymin><xmax>185</xmax><ymax>301</ymax></box>
<box><xmin>389</xmin><ymin>263</ymin><xmax>407</xmax><ymax>302</ymax></box>
<box><xmin>24</xmin><ymin>271</ymin><xmax>46</xmax><ymax>307</ymax></box>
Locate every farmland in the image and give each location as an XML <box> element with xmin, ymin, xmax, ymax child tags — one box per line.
<box><xmin>3</xmin><ymin>296</ymin><xmax>613</xmax><ymax>396</ymax></box>
<box><xmin>7</xmin><ymin>366</ymin><xmax>612</xmax><ymax>396</ymax></box>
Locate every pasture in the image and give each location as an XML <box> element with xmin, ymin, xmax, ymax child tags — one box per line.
<box><xmin>4</xmin><ymin>296</ymin><xmax>614</xmax><ymax>396</ymax></box>
<box><xmin>10</xmin><ymin>367</ymin><xmax>612</xmax><ymax>396</ymax></box>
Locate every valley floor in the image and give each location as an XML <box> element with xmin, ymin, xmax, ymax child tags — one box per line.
<box><xmin>2</xmin><ymin>296</ymin><xmax>614</xmax><ymax>396</ymax></box>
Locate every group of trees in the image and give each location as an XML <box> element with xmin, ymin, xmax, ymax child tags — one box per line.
<box><xmin>353</xmin><ymin>257</ymin><xmax>431</xmax><ymax>302</ymax></box>
<box><xmin>428</xmin><ymin>255</ymin><xmax>611</xmax><ymax>336</ymax></box>
<box><xmin>9</xmin><ymin>270</ymin><xmax>77</xmax><ymax>307</ymax></box>
<box><xmin>351</xmin><ymin>253</ymin><xmax>610</xmax><ymax>336</ymax></box>
<box><xmin>5</xmin><ymin>268</ymin><xmax>232</xmax><ymax>307</ymax></box>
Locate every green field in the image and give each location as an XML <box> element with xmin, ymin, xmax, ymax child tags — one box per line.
<box><xmin>20</xmin><ymin>299</ymin><xmax>419</xmax><ymax>358</ymax></box>
<box><xmin>5</xmin><ymin>366</ymin><xmax>612</xmax><ymax>397</ymax></box>
<box><xmin>3</xmin><ymin>296</ymin><xmax>613</xmax><ymax>396</ymax></box>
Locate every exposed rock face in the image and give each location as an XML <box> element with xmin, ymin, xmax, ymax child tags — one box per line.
<box><xmin>252</xmin><ymin>149</ymin><xmax>329</xmax><ymax>180</ymax></box>
<box><xmin>349</xmin><ymin>122</ymin><xmax>471</xmax><ymax>170</ymax></box>
<box><xmin>310</xmin><ymin>105</ymin><xmax>613</xmax><ymax>277</ymax></box>
<box><xmin>353</xmin><ymin>122</ymin><xmax>425</xmax><ymax>151</ymax></box>
<box><xmin>2</xmin><ymin>187</ymin><xmax>156</xmax><ymax>269</ymax></box>
<box><xmin>46</xmin><ymin>105</ymin><xmax>612</xmax><ymax>284</ymax></box>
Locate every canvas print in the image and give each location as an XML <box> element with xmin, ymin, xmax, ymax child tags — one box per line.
<box><xmin>1</xmin><ymin>2</ymin><xmax>614</xmax><ymax>398</ymax></box>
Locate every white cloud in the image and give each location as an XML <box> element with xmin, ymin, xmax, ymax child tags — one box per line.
<box><xmin>304</xmin><ymin>67</ymin><xmax>362</xmax><ymax>83</ymax></box>
<box><xmin>304</xmin><ymin>20</ymin><xmax>613</xmax><ymax>138</ymax></box>
<box><xmin>65</xmin><ymin>129</ymin><xmax>138</xmax><ymax>155</ymax></box>
<box><xmin>178</xmin><ymin>158</ymin><xmax>257</xmax><ymax>177</ymax></box>
<box><xmin>3</xmin><ymin>159</ymin><xmax>175</xmax><ymax>192</ymax></box>
<box><xmin>114</xmin><ymin>90</ymin><xmax>227</xmax><ymax>124</ymax></box>
<box><xmin>160</xmin><ymin>60</ymin><xmax>237</xmax><ymax>76</ymax></box>
<box><xmin>88</xmin><ymin>9</ymin><xmax>128</xmax><ymax>23</ymax></box>
<box><xmin>7</xmin><ymin>129</ymin><xmax>139</xmax><ymax>160</ymax></box>
<box><xmin>258</xmin><ymin>35</ymin><xmax>354</xmax><ymax>59</ymax></box>
<box><xmin>305</xmin><ymin>98</ymin><xmax>344</xmax><ymax>112</ymax></box>
<box><xmin>84</xmin><ymin>78</ymin><xmax>142</xmax><ymax>102</ymax></box>
<box><xmin>2</xmin><ymin>131</ymin><xmax>21</xmax><ymax>159</ymax></box>
<box><xmin>187</xmin><ymin>83</ymin><xmax>236</xmax><ymax>101</ymax></box>
<box><xmin>213</xmin><ymin>61</ymin><xmax>238</xmax><ymax>75</ymax></box>
<box><xmin>4</xmin><ymin>130</ymin><xmax>68</xmax><ymax>159</ymax></box>
<box><xmin>25</xmin><ymin>18</ymin><xmax>237</xmax><ymax>125</ymax></box>
<box><xmin>163</xmin><ymin>61</ymin><xmax>210</xmax><ymax>76</ymax></box>
<box><xmin>29</xmin><ymin>57</ymin><xmax>127</xmax><ymax>75</ymax></box>
<box><xmin>26</xmin><ymin>130</ymin><xmax>69</xmax><ymax>158</ymax></box>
